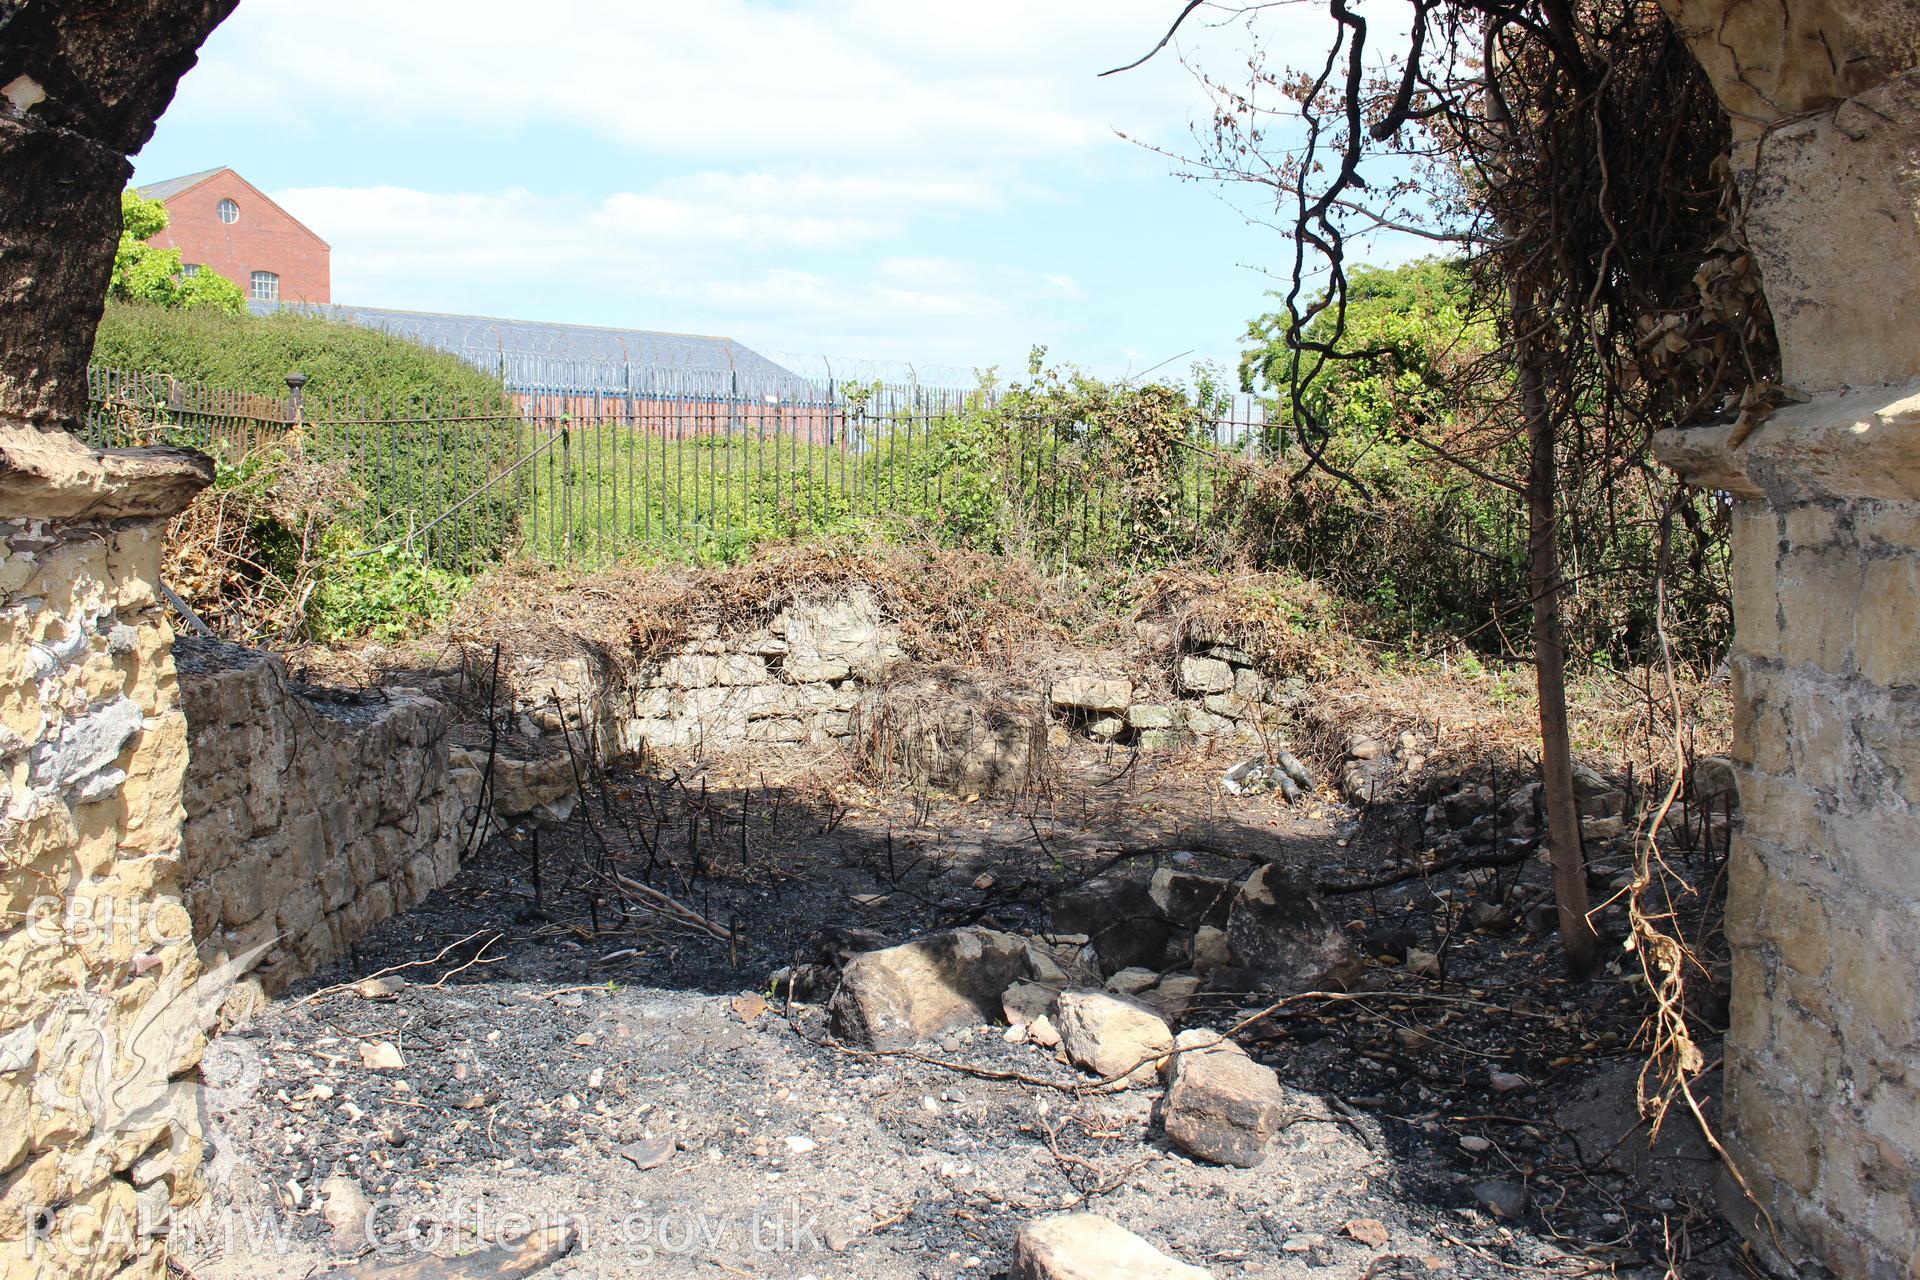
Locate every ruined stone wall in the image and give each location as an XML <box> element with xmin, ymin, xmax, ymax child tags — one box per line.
<box><xmin>496</xmin><ymin>589</ymin><xmax>1298</xmax><ymax>795</ymax></box>
<box><xmin>0</xmin><ymin>511</ymin><xmax>205</xmax><ymax>1280</ymax></box>
<box><xmin>174</xmin><ymin>641</ymin><xmax>481</xmax><ymax>1000</ymax></box>
<box><xmin>504</xmin><ymin>592</ymin><xmax>907</xmax><ymax>761</ymax></box>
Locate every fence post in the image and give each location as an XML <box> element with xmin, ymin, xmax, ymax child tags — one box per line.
<box><xmin>285</xmin><ymin>370</ymin><xmax>307</xmax><ymax>451</ymax></box>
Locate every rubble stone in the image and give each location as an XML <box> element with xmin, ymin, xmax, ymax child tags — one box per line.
<box><xmin>1127</xmin><ymin>704</ymin><xmax>1176</xmax><ymax>730</ymax></box>
<box><xmin>1104</xmin><ymin>967</ymin><xmax>1159</xmax><ymax>996</ymax></box>
<box><xmin>1177</xmin><ymin>656</ymin><xmax>1234</xmax><ymax>694</ymax></box>
<box><xmin>1141</xmin><ymin>973</ymin><xmax>1202</xmax><ymax>1023</ymax></box>
<box><xmin>1003</xmin><ymin>980</ymin><xmax>1062</xmax><ymax>1026</ymax></box>
<box><xmin>1054</xmin><ymin>989</ymin><xmax>1174</xmax><ymax>1086</ymax></box>
<box><xmin>1161</xmin><ymin>1030</ymin><xmax>1291</xmax><ymax>1167</ymax></box>
<box><xmin>1051</xmin><ymin>877</ymin><xmax>1172</xmax><ymax>974</ymax></box>
<box><xmin>830</xmin><ymin>927</ymin><xmax>1042</xmax><ymax>1048</ymax></box>
<box><xmin>1225</xmin><ymin>864</ymin><xmax>1362</xmax><ymax>993</ymax></box>
<box><xmin>1009</xmin><ymin>1213</ymin><xmax>1212</xmax><ymax>1280</ymax></box>
<box><xmin>1050</xmin><ymin>676</ymin><xmax>1133</xmax><ymax>714</ymax></box>
<box><xmin>1190</xmin><ymin>925</ymin><xmax>1233</xmax><ymax>975</ymax></box>
<box><xmin>1148</xmin><ymin>869</ymin><xmax>1237</xmax><ymax>929</ymax></box>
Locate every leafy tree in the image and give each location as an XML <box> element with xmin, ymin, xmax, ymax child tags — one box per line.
<box><xmin>1233</xmin><ymin>260</ymin><xmax>1525</xmax><ymax>638</ymax></box>
<box><xmin>110</xmin><ymin>190</ymin><xmax>246</xmax><ymax>314</ymax></box>
<box><xmin>1242</xmin><ymin>259</ymin><xmax>1493</xmax><ymax>485</ymax></box>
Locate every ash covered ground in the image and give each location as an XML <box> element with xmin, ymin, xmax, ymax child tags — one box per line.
<box><xmin>182</xmin><ymin>739</ymin><xmax>1744</xmax><ymax>1280</ymax></box>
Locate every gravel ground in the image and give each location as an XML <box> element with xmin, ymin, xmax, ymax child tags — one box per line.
<box><xmin>178</xmin><ymin>741</ymin><xmax>1749</xmax><ymax>1280</ymax></box>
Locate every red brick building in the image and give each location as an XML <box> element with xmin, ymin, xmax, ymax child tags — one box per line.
<box><xmin>136</xmin><ymin>167</ymin><xmax>330</xmax><ymax>304</ymax></box>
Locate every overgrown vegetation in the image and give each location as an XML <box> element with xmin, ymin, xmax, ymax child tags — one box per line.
<box><xmin>511</xmin><ymin>353</ymin><xmax>1241</xmax><ymax>576</ymax></box>
<box><xmin>132</xmin><ymin>323</ymin><xmax>1729</xmax><ymax>663</ymax></box>
<box><xmin>94</xmin><ymin>300</ymin><xmax>511</xmax><ymax>404</ymax></box>
<box><xmin>160</xmin><ymin>443</ymin><xmax>469</xmax><ymax>646</ymax></box>
<box><xmin>1231</xmin><ymin>259</ymin><xmax>1731</xmax><ymax>665</ymax></box>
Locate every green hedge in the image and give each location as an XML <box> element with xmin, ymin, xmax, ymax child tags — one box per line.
<box><xmin>92</xmin><ymin>302</ymin><xmax>521</xmax><ymax>574</ymax></box>
<box><xmin>92</xmin><ymin>301</ymin><xmax>511</xmax><ymax>406</ymax></box>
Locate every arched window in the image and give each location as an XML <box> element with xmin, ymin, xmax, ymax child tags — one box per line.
<box><xmin>217</xmin><ymin>198</ymin><xmax>240</xmax><ymax>224</ymax></box>
<box><xmin>249</xmin><ymin>271</ymin><xmax>279</xmax><ymax>302</ymax></box>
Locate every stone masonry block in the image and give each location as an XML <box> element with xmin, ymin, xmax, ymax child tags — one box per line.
<box><xmin>1766</xmin><ymin>869</ymin><xmax>1833</xmax><ymax>979</ymax></box>
<box><xmin>1730</xmin><ymin>1078</ymin><xmax>1821</xmax><ymax>1199</ymax></box>
<box><xmin>1776</xmin><ymin>545</ymin><xmax>1863</xmax><ymax>673</ymax></box>
<box><xmin>1729</xmin><ymin>502</ymin><xmax>1782</xmax><ymax>659</ymax></box>
<box><xmin>1830</xmin><ymin>907</ymin><xmax>1919</xmax><ymax>1056</ymax></box>
<box><xmin>1737</xmin><ymin>769</ymin><xmax>1825</xmax><ymax>858</ymax></box>
<box><xmin>1856</xmin><ymin>501</ymin><xmax>1920</xmax><ymax>553</ymax></box>
<box><xmin>1781</xmin><ymin>684</ymin><xmax>1850</xmax><ymax>795</ymax></box>
<box><xmin>1771</xmin><ymin>1004</ymin><xmax>1840</xmax><ymax>1096</ymax></box>
<box><xmin>1856</xmin><ymin>556</ymin><xmax>1920</xmax><ymax>687</ymax></box>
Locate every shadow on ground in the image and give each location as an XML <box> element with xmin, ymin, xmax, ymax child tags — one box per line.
<box><xmin>184</xmin><ymin>741</ymin><xmax>1741</xmax><ymax>1280</ymax></box>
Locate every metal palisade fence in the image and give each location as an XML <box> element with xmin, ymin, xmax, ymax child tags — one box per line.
<box><xmin>82</xmin><ymin>363</ymin><xmax>1281</xmax><ymax>573</ymax></box>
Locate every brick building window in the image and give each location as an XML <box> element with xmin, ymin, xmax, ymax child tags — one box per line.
<box><xmin>218</xmin><ymin>198</ymin><xmax>240</xmax><ymax>223</ymax></box>
<box><xmin>181</xmin><ymin>263</ymin><xmax>200</xmax><ymax>277</ymax></box>
<box><xmin>250</xmin><ymin>271</ymin><xmax>279</xmax><ymax>302</ymax></box>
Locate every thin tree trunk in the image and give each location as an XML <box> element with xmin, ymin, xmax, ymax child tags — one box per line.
<box><xmin>1517</xmin><ymin>299</ymin><xmax>1598</xmax><ymax>975</ymax></box>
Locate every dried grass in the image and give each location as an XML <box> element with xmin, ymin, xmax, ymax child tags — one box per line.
<box><xmin>163</xmin><ymin>443</ymin><xmax>358</xmax><ymax>646</ymax></box>
<box><xmin>1124</xmin><ymin>565</ymin><xmax>1364</xmax><ymax>675</ymax></box>
<box><xmin>449</xmin><ymin>542</ymin><xmax>1104</xmax><ymax>668</ymax></box>
<box><xmin>413</xmin><ymin>544</ymin><xmax>1727</xmax><ymax>787</ymax></box>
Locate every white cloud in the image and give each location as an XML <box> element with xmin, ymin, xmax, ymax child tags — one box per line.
<box><xmin>1044</xmin><ymin>273</ymin><xmax>1086</xmax><ymax>300</ymax></box>
<box><xmin>156</xmin><ymin>2</ymin><xmax>1353</xmax><ymax>373</ymax></box>
<box><xmin>268</xmin><ymin>181</ymin><xmax>1072</xmax><ymax>364</ymax></box>
<box><xmin>166</xmin><ymin>0</ymin><xmax>1271</xmax><ymax>163</ymax></box>
<box><xmin>277</xmin><ymin>167</ymin><xmax>997</xmax><ymax>269</ymax></box>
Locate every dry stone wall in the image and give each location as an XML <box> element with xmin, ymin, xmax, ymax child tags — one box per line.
<box><xmin>491</xmin><ymin>591</ymin><xmax>1299</xmax><ymax>801</ymax></box>
<box><xmin>175</xmin><ymin>641</ymin><xmax>482</xmax><ymax>1001</ymax></box>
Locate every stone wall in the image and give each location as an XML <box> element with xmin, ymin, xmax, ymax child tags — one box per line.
<box><xmin>1660</xmin><ymin>393</ymin><xmax>1920</xmax><ymax>1276</ymax></box>
<box><xmin>501</xmin><ymin>588</ymin><xmax>1295</xmax><ymax>780</ymax></box>
<box><xmin>175</xmin><ymin>641</ymin><xmax>481</xmax><ymax>1000</ymax></box>
<box><xmin>1655</xmin><ymin>3</ymin><xmax>1920</xmax><ymax>1271</ymax></box>
<box><xmin>0</xmin><ymin>501</ymin><xmax>208</xmax><ymax>1278</ymax></box>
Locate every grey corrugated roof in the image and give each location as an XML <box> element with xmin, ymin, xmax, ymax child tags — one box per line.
<box><xmin>253</xmin><ymin>302</ymin><xmax>821</xmax><ymax>400</ymax></box>
<box><xmin>135</xmin><ymin>167</ymin><xmax>226</xmax><ymax>203</ymax></box>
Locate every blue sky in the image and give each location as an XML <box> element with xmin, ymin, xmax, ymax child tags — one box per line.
<box><xmin>135</xmin><ymin>1</ymin><xmax>1403</xmax><ymax>385</ymax></box>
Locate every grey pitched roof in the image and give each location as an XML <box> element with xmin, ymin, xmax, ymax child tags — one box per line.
<box><xmin>135</xmin><ymin>167</ymin><xmax>227</xmax><ymax>203</ymax></box>
<box><xmin>254</xmin><ymin>302</ymin><xmax>821</xmax><ymax>400</ymax></box>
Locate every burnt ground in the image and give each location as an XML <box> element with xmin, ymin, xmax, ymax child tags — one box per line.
<box><xmin>179</xmin><ymin>738</ymin><xmax>1753</xmax><ymax>1280</ymax></box>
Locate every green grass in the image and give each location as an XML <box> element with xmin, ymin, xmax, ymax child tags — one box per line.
<box><xmin>508</xmin><ymin>418</ymin><xmax>1218</xmax><ymax>569</ymax></box>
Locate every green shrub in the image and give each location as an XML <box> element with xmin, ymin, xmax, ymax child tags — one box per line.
<box><xmin>1235</xmin><ymin>258</ymin><xmax>1730</xmax><ymax>665</ymax></box>
<box><xmin>93</xmin><ymin>301</ymin><xmax>511</xmax><ymax>404</ymax></box>
<box><xmin>309</xmin><ymin>530</ymin><xmax>468</xmax><ymax>643</ymax></box>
